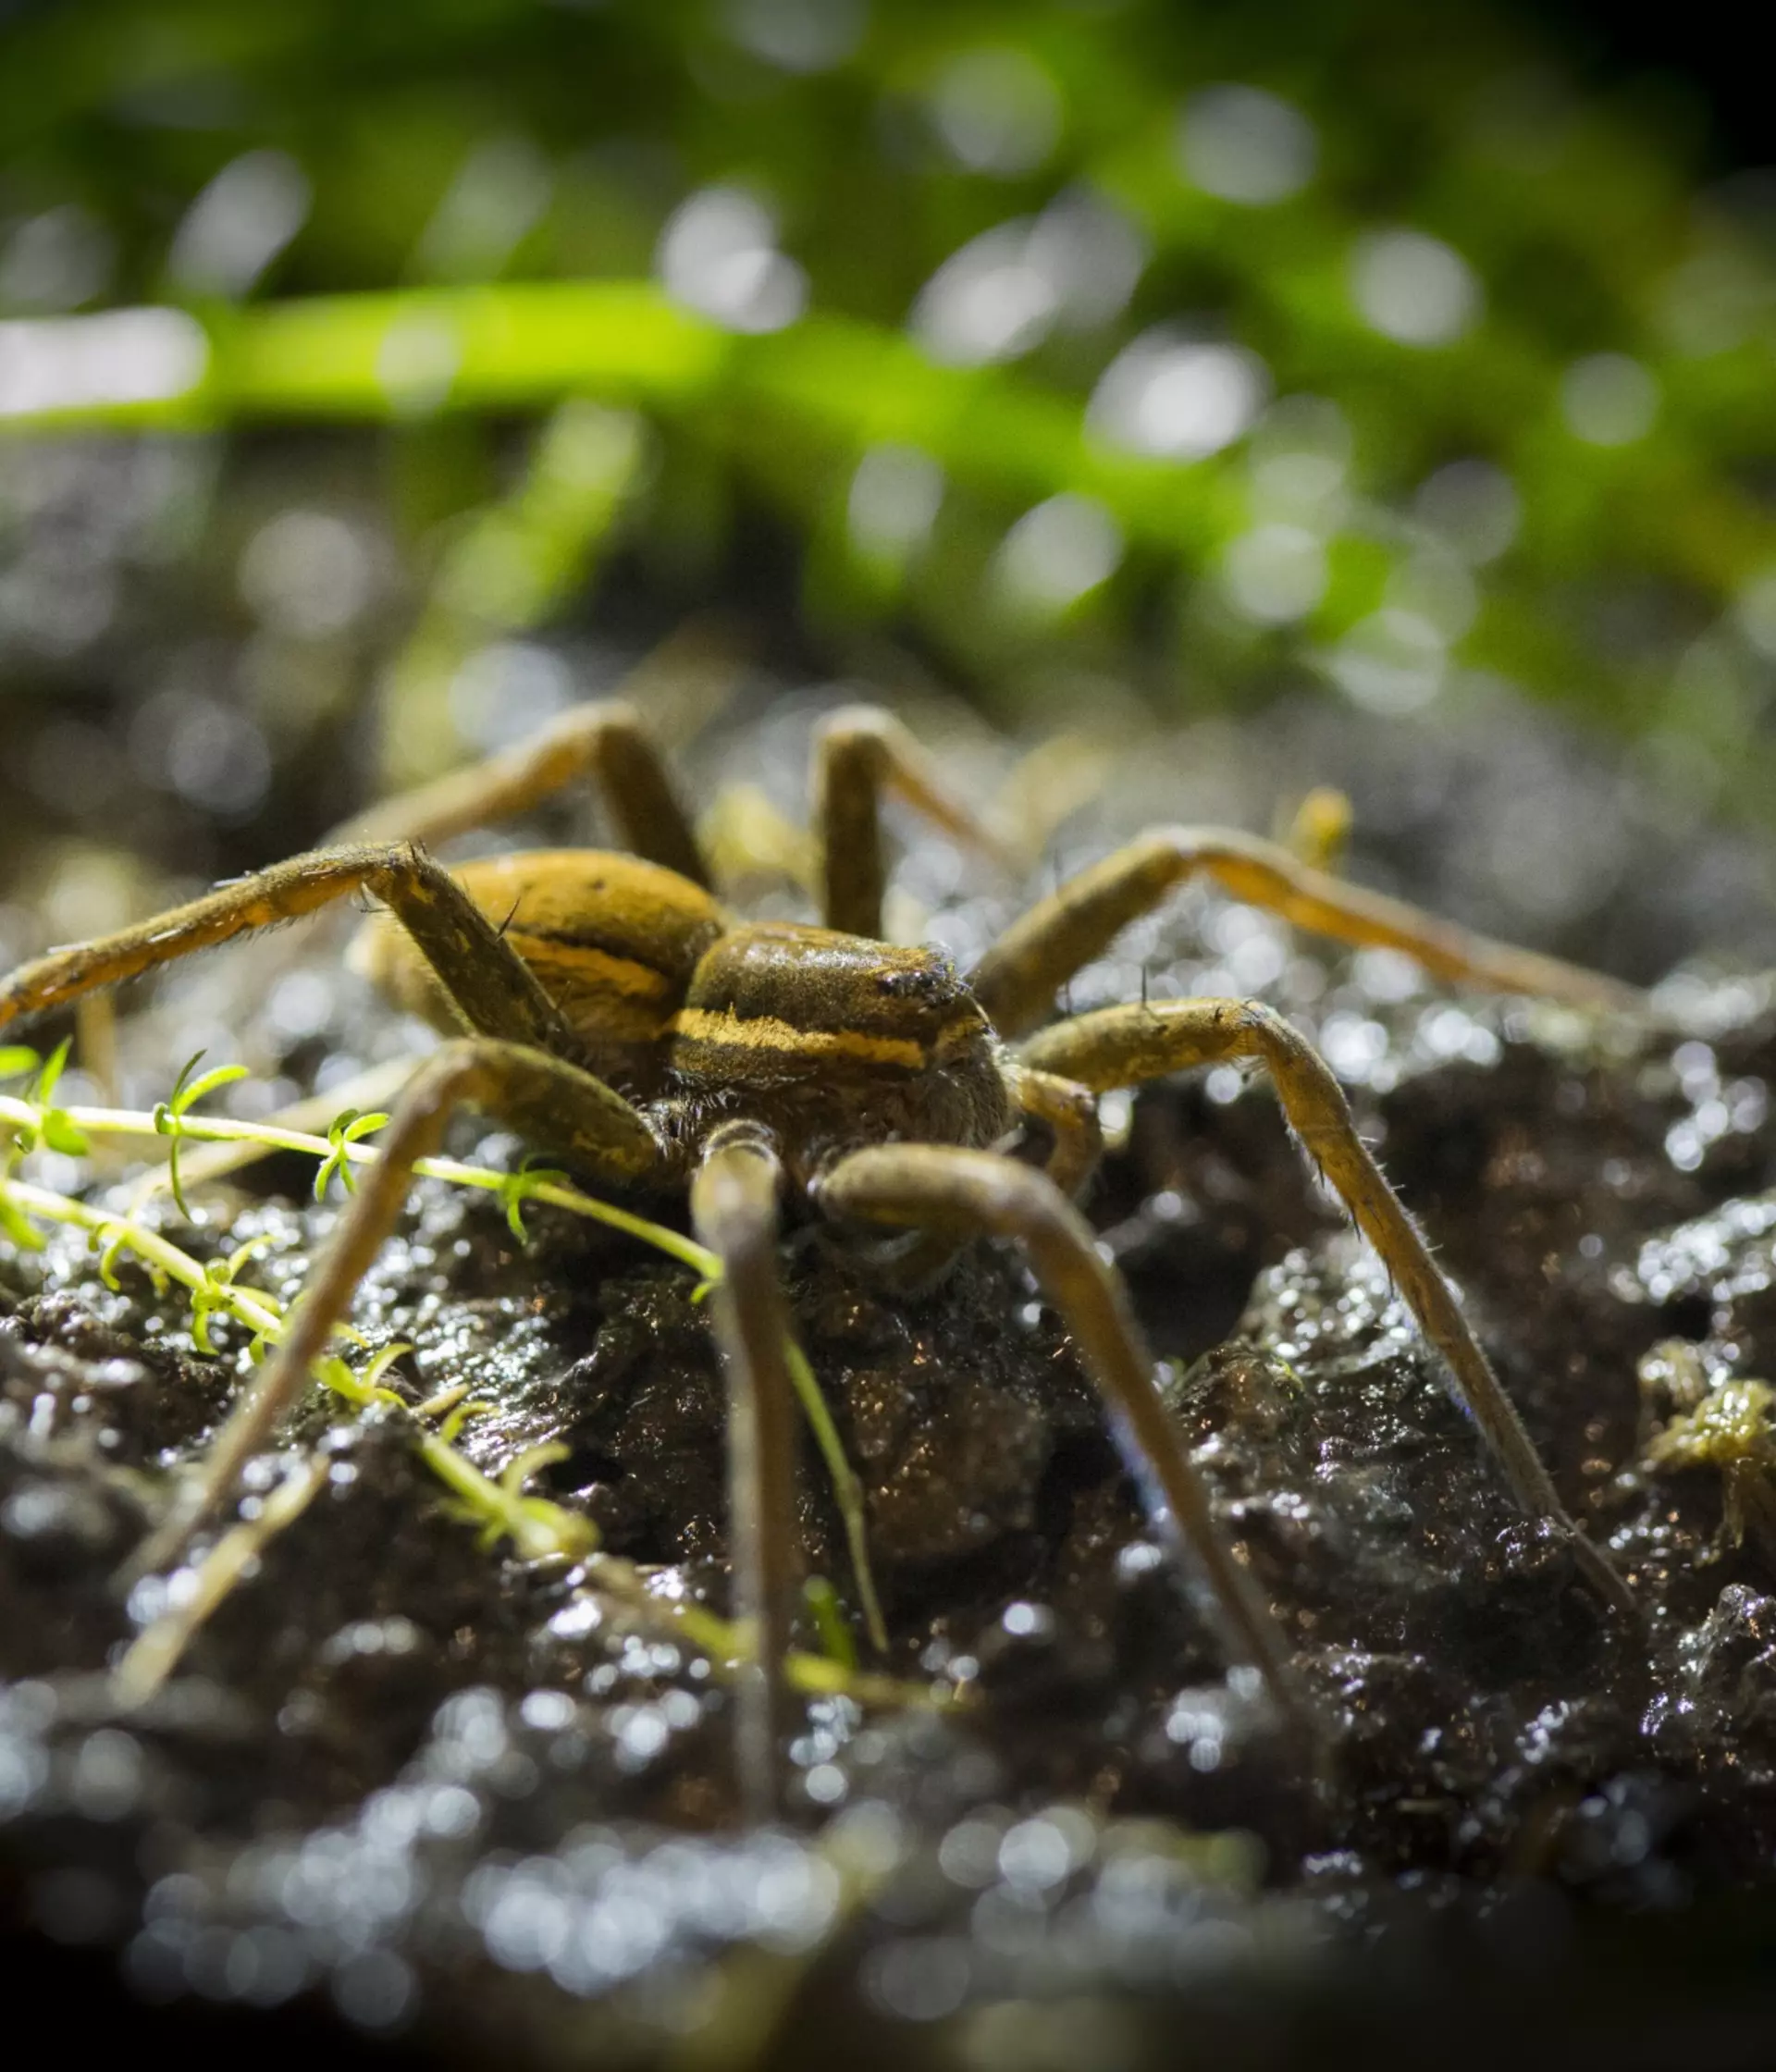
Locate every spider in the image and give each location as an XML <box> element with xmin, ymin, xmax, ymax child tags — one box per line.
<box><xmin>0</xmin><ymin>699</ymin><xmax>1641</xmax><ymax>1796</ymax></box>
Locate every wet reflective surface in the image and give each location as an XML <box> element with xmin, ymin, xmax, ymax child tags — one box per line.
<box><xmin>9</xmin><ymin>783</ymin><xmax>1776</xmax><ymax>2065</ymax></box>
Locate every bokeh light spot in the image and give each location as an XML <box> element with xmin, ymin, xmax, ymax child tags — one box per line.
<box><xmin>413</xmin><ymin>136</ymin><xmax>552</xmax><ymax>285</ymax></box>
<box><xmin>1024</xmin><ymin>190</ymin><xmax>1146</xmax><ymax>331</ymax></box>
<box><xmin>1089</xmin><ymin>330</ymin><xmax>1269</xmax><ymax>461</ymax></box>
<box><xmin>913</xmin><ymin>221</ymin><xmax>1055</xmax><ymax>364</ymax></box>
<box><xmin>930</xmin><ymin>48</ymin><xmax>1063</xmax><ymax>177</ymax></box>
<box><xmin>848</xmin><ymin>444</ymin><xmax>944</xmax><ymax>559</ymax></box>
<box><xmin>1734</xmin><ymin>568</ymin><xmax>1776</xmax><ymax>660</ymax></box>
<box><xmin>1386</xmin><ymin>549</ymin><xmax>1477</xmax><ymax>641</ymax></box>
<box><xmin>723</xmin><ymin>0</ymin><xmax>866</xmax><ymax>74</ymax></box>
<box><xmin>1412</xmin><ymin>458</ymin><xmax>1521</xmax><ymax>563</ymax></box>
<box><xmin>167</xmin><ymin>152</ymin><xmax>310</xmax><ymax>299</ymax></box>
<box><xmin>0</xmin><ymin>308</ymin><xmax>207</xmax><ymax>417</ymax></box>
<box><xmin>450</xmin><ymin>643</ymin><xmax>574</xmax><ymax>753</ymax></box>
<box><xmin>993</xmin><ymin>493</ymin><xmax>1122</xmax><ymax>616</ymax></box>
<box><xmin>1560</xmin><ymin>352</ymin><xmax>1659</xmax><ymax>446</ymax></box>
<box><xmin>375</xmin><ymin>316</ymin><xmax>461</xmax><ymax>417</ymax></box>
<box><xmin>239</xmin><ymin>511</ymin><xmax>373</xmax><ymax>638</ymax></box>
<box><xmin>130</xmin><ymin>686</ymin><xmax>271</xmax><ymax>818</ymax></box>
<box><xmin>1326</xmin><ymin>608</ymin><xmax>1446</xmax><ymax>712</ymax></box>
<box><xmin>657</xmin><ymin>187</ymin><xmax>806</xmax><ymax>333</ymax></box>
<box><xmin>1177</xmin><ymin>84</ymin><xmax>1317</xmax><ymax>204</ymax></box>
<box><xmin>0</xmin><ymin>206</ymin><xmax>115</xmax><ymax>312</ymax></box>
<box><xmin>1220</xmin><ymin>523</ymin><xmax>1327</xmax><ymax>624</ymax></box>
<box><xmin>1351</xmin><ymin>230</ymin><xmax>1482</xmax><ymax>345</ymax></box>
<box><xmin>914</xmin><ymin>195</ymin><xmax>1143</xmax><ymax>366</ymax></box>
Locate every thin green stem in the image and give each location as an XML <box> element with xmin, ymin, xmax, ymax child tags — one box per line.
<box><xmin>4</xmin><ymin>1086</ymin><xmax>885</xmax><ymax>1646</ymax></box>
<box><xmin>784</xmin><ymin>1338</ymin><xmax>888</xmax><ymax>1657</ymax></box>
<box><xmin>1</xmin><ymin>1094</ymin><xmax>721</xmax><ymax>1277</ymax></box>
<box><xmin>1</xmin><ymin>1177</ymin><xmax>285</xmax><ymax>1342</ymax></box>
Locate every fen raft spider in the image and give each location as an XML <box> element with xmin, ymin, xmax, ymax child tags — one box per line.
<box><xmin>0</xmin><ymin>700</ymin><xmax>1643</xmax><ymax>1798</ymax></box>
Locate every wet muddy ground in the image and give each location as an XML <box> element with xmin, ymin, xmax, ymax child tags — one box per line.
<box><xmin>7</xmin><ymin>715</ymin><xmax>1776</xmax><ymax>2067</ymax></box>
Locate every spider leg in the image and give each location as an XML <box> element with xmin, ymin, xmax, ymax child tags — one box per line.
<box><xmin>819</xmin><ymin>1143</ymin><xmax>1313</xmax><ymax>1742</ymax></box>
<box><xmin>128</xmin><ymin>1037</ymin><xmax>661</xmax><ymax>1579</ymax></box>
<box><xmin>328</xmin><ymin>699</ymin><xmax>710</xmax><ymax>887</ymax></box>
<box><xmin>1019</xmin><ymin>998</ymin><xmax>1638</xmax><ymax>1622</ymax></box>
<box><xmin>1008</xmin><ymin>1062</ymin><xmax>1104</xmax><ymax>1198</ymax></box>
<box><xmin>971</xmin><ymin>826</ymin><xmax>1645</xmax><ymax>1041</ymax></box>
<box><xmin>690</xmin><ymin>1128</ymin><xmax>802</xmax><ymax>1819</ymax></box>
<box><xmin>812</xmin><ymin>705</ymin><xmax>1018</xmax><ymax>938</ymax></box>
<box><xmin>0</xmin><ymin>842</ymin><xmax>574</xmax><ymax>1052</ymax></box>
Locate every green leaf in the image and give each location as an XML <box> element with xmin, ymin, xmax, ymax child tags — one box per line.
<box><xmin>314</xmin><ymin>1107</ymin><xmax>388</xmax><ymax>1201</ymax></box>
<box><xmin>96</xmin><ymin>1227</ymin><xmax>130</xmax><ymax>1290</ymax></box>
<box><xmin>154</xmin><ymin>1050</ymin><xmax>251</xmax><ymax>1219</ymax></box>
<box><xmin>31</xmin><ymin>1039</ymin><xmax>70</xmax><ymax>1109</ymax></box>
<box><xmin>41</xmin><ymin>1112</ymin><xmax>89</xmax><ymax>1157</ymax></box>
<box><xmin>0</xmin><ymin>1189</ymin><xmax>44</xmax><ymax>1252</ymax></box>
<box><xmin>359</xmin><ymin>1340</ymin><xmax>413</xmax><ymax>1396</ymax></box>
<box><xmin>0</xmin><ymin>1047</ymin><xmax>42</xmax><ymax>1080</ymax></box>
<box><xmin>803</xmin><ymin>1574</ymin><xmax>858</xmax><ymax>1671</ymax></box>
<box><xmin>500</xmin><ymin>1158</ymin><xmax>570</xmax><ymax>1244</ymax></box>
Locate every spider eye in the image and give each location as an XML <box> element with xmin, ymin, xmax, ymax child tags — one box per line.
<box><xmin>874</xmin><ymin>952</ymin><xmax>957</xmax><ymax>1001</ymax></box>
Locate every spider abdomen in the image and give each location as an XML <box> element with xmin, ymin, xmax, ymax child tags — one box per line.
<box><xmin>352</xmin><ymin>849</ymin><xmax>724</xmax><ymax>1094</ymax></box>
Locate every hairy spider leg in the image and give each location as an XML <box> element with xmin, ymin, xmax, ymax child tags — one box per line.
<box><xmin>128</xmin><ymin>1038</ymin><xmax>662</xmax><ymax>1579</ymax></box>
<box><xmin>690</xmin><ymin>1130</ymin><xmax>802</xmax><ymax>1819</ymax></box>
<box><xmin>1008</xmin><ymin>1063</ymin><xmax>1105</xmax><ymax>1199</ymax></box>
<box><xmin>1019</xmin><ymin>998</ymin><xmax>1638</xmax><ymax>1622</ymax></box>
<box><xmin>818</xmin><ymin>1144</ymin><xmax>1313</xmax><ymax>1743</ymax></box>
<box><xmin>812</xmin><ymin>705</ymin><xmax>1020</xmax><ymax>939</ymax></box>
<box><xmin>851</xmin><ymin>1065</ymin><xmax>1109</xmax><ymax>1299</ymax></box>
<box><xmin>971</xmin><ymin>826</ymin><xmax>1646</xmax><ymax>1042</ymax></box>
<box><xmin>327</xmin><ymin>698</ymin><xmax>711</xmax><ymax>889</ymax></box>
<box><xmin>0</xmin><ymin>843</ymin><xmax>576</xmax><ymax>1054</ymax></box>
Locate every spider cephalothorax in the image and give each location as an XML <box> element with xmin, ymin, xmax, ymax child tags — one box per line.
<box><xmin>0</xmin><ymin>699</ymin><xmax>1644</xmax><ymax>1803</ymax></box>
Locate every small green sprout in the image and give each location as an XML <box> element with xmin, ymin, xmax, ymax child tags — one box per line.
<box><xmin>0</xmin><ymin>1188</ymin><xmax>43</xmax><ymax>1252</ymax></box>
<box><xmin>154</xmin><ymin>1052</ymin><xmax>251</xmax><ymax>1218</ymax></box>
<box><xmin>188</xmin><ymin>1236</ymin><xmax>282</xmax><ymax>1356</ymax></box>
<box><xmin>499</xmin><ymin>1156</ymin><xmax>572</xmax><ymax>1243</ymax></box>
<box><xmin>422</xmin><ymin>1432</ymin><xmax>599</xmax><ymax>1563</ymax></box>
<box><xmin>803</xmin><ymin>1575</ymin><xmax>858</xmax><ymax>1671</ymax></box>
<box><xmin>0</xmin><ymin>1040</ymin><xmax>90</xmax><ymax>1162</ymax></box>
<box><xmin>314</xmin><ymin>1339</ymin><xmax>414</xmax><ymax>1410</ymax></box>
<box><xmin>314</xmin><ymin>1107</ymin><xmax>390</xmax><ymax>1200</ymax></box>
<box><xmin>0</xmin><ymin>1054</ymin><xmax>888</xmax><ymax>1656</ymax></box>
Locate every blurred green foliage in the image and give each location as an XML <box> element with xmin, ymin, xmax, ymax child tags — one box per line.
<box><xmin>3</xmin><ymin>0</ymin><xmax>1775</xmax><ymax>813</ymax></box>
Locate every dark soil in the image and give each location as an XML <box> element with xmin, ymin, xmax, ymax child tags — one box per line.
<box><xmin>7</xmin><ymin>833</ymin><xmax>1776</xmax><ymax>2068</ymax></box>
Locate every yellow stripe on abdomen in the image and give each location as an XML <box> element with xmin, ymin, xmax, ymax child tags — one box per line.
<box><xmin>668</xmin><ymin>1005</ymin><xmax>928</xmax><ymax>1072</ymax></box>
<box><xmin>505</xmin><ymin>932</ymin><xmax>676</xmax><ymax>1003</ymax></box>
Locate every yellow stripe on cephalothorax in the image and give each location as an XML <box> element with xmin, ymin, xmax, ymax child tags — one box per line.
<box><xmin>504</xmin><ymin>932</ymin><xmax>677</xmax><ymax>1002</ymax></box>
<box><xmin>668</xmin><ymin>1005</ymin><xmax>929</xmax><ymax>1071</ymax></box>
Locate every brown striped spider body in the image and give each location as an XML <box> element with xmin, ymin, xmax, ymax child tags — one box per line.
<box><xmin>0</xmin><ymin>701</ymin><xmax>1642</xmax><ymax>1799</ymax></box>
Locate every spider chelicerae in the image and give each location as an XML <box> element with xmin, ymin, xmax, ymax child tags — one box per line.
<box><xmin>0</xmin><ymin>699</ymin><xmax>1642</xmax><ymax>1793</ymax></box>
